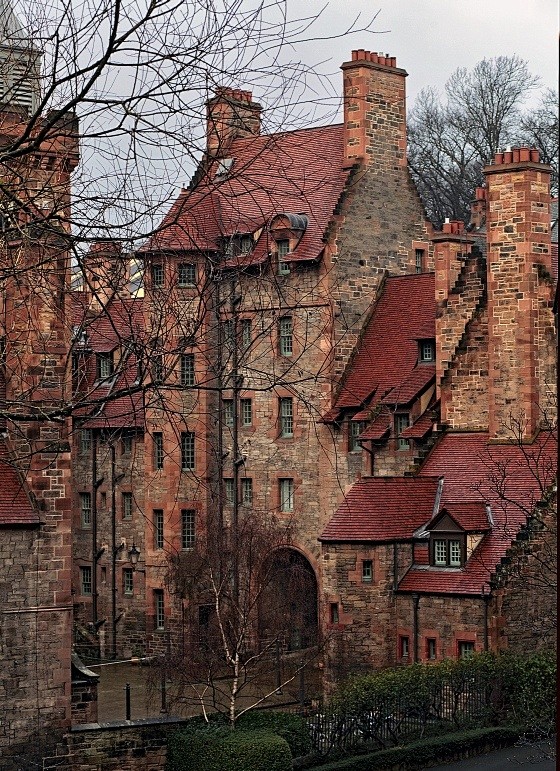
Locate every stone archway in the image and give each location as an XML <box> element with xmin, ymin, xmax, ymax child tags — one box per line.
<box><xmin>259</xmin><ymin>548</ymin><xmax>318</xmax><ymax>651</ymax></box>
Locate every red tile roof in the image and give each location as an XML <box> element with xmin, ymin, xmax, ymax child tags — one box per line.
<box><xmin>334</xmin><ymin>274</ymin><xmax>436</xmax><ymax>410</ymax></box>
<box><xmin>427</xmin><ymin>503</ymin><xmax>491</xmax><ymax>532</ymax></box>
<box><xmin>141</xmin><ymin>125</ymin><xmax>352</xmax><ymax>265</ymax></box>
<box><xmin>320</xmin><ymin>477</ymin><xmax>440</xmax><ymax>542</ymax></box>
<box><xmin>398</xmin><ymin>431</ymin><xmax>557</xmax><ymax>594</ymax></box>
<box><xmin>381</xmin><ymin>365</ymin><xmax>435</xmax><ymax>405</ymax></box>
<box><xmin>400</xmin><ymin>411</ymin><xmax>435</xmax><ymax>439</ymax></box>
<box><xmin>359</xmin><ymin>411</ymin><xmax>391</xmax><ymax>440</ymax></box>
<box><xmin>0</xmin><ymin>445</ymin><xmax>40</xmax><ymax>526</ymax></box>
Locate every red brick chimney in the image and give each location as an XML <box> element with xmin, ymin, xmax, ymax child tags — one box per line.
<box><xmin>341</xmin><ymin>50</ymin><xmax>407</xmax><ymax>169</ymax></box>
<box><xmin>469</xmin><ymin>187</ymin><xmax>487</xmax><ymax>230</ymax></box>
<box><xmin>484</xmin><ymin>147</ymin><xmax>555</xmax><ymax>440</ymax></box>
<box><xmin>206</xmin><ymin>87</ymin><xmax>262</xmax><ymax>157</ymax></box>
<box><xmin>83</xmin><ymin>240</ymin><xmax>127</xmax><ymax>310</ymax></box>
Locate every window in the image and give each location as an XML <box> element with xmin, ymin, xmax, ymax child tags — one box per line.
<box><xmin>279</xmin><ymin>397</ymin><xmax>293</xmax><ymax>437</ymax></box>
<box><xmin>222</xmin><ymin>319</ymin><xmax>234</xmax><ymax>351</ymax></box>
<box><xmin>80</xmin><ymin>566</ymin><xmax>92</xmax><ymax>596</ymax></box>
<box><xmin>241</xmin><ymin>398</ymin><xmax>252</xmax><ymax>426</ymax></box>
<box><xmin>432</xmin><ymin>537</ymin><xmax>463</xmax><ymax>567</ymax></box>
<box><xmin>349</xmin><ymin>420</ymin><xmax>366</xmax><ymax>452</ymax></box>
<box><xmin>80</xmin><ymin>492</ymin><xmax>92</xmax><ymax>528</ymax></box>
<box><xmin>241</xmin><ymin>319</ymin><xmax>252</xmax><ymax>351</ymax></box>
<box><xmin>153</xmin><ymin>432</ymin><xmax>164</xmax><ymax>470</ymax></box>
<box><xmin>330</xmin><ymin>603</ymin><xmax>339</xmax><ymax>624</ymax></box>
<box><xmin>152</xmin><ymin>355</ymin><xmax>164</xmax><ymax>384</ymax></box>
<box><xmin>224</xmin><ymin>478</ymin><xmax>235</xmax><ymax>504</ymax></box>
<box><xmin>121</xmin><ymin>434</ymin><xmax>133</xmax><ymax>456</ymax></box>
<box><xmin>279</xmin><ymin>316</ymin><xmax>293</xmax><ymax>356</ymax></box>
<box><xmin>240</xmin><ymin>234</ymin><xmax>253</xmax><ymax>253</ymax></box>
<box><xmin>419</xmin><ymin>340</ymin><xmax>435</xmax><ymax>362</ymax></box>
<box><xmin>427</xmin><ymin>638</ymin><xmax>437</xmax><ymax>660</ymax></box>
<box><xmin>395</xmin><ymin>414</ymin><xmax>410</xmax><ymax>450</ymax></box>
<box><xmin>279</xmin><ymin>478</ymin><xmax>294</xmax><ymax>512</ymax></box>
<box><xmin>154</xmin><ymin>589</ymin><xmax>165</xmax><ymax>630</ymax></box>
<box><xmin>122</xmin><ymin>491</ymin><xmax>133</xmax><ymax>520</ymax></box>
<box><xmin>178</xmin><ymin>262</ymin><xmax>196</xmax><ymax>287</ymax></box>
<box><xmin>97</xmin><ymin>352</ymin><xmax>113</xmax><ymax>380</ymax></box>
<box><xmin>277</xmin><ymin>239</ymin><xmax>290</xmax><ymax>258</ymax></box>
<box><xmin>79</xmin><ymin>429</ymin><xmax>92</xmax><ymax>455</ymax></box>
<box><xmin>123</xmin><ymin>568</ymin><xmax>134</xmax><ymax>596</ymax></box>
<box><xmin>223</xmin><ymin>399</ymin><xmax>234</xmax><ymax>427</ymax></box>
<box><xmin>399</xmin><ymin>635</ymin><xmax>410</xmax><ymax>658</ymax></box>
<box><xmin>180</xmin><ymin>353</ymin><xmax>195</xmax><ymax>386</ymax></box>
<box><xmin>181</xmin><ymin>431</ymin><xmax>195</xmax><ymax>471</ymax></box>
<box><xmin>362</xmin><ymin>560</ymin><xmax>373</xmax><ymax>583</ymax></box>
<box><xmin>241</xmin><ymin>478</ymin><xmax>253</xmax><ymax>505</ymax></box>
<box><xmin>151</xmin><ymin>263</ymin><xmax>164</xmax><ymax>287</ymax></box>
<box><xmin>181</xmin><ymin>509</ymin><xmax>196</xmax><ymax>550</ymax></box>
<box><xmin>154</xmin><ymin>509</ymin><xmax>164</xmax><ymax>549</ymax></box>
<box><xmin>415</xmin><ymin>248</ymin><xmax>424</xmax><ymax>274</ymax></box>
<box><xmin>458</xmin><ymin>640</ymin><xmax>475</xmax><ymax>659</ymax></box>
<box><xmin>278</xmin><ymin>261</ymin><xmax>290</xmax><ymax>275</ymax></box>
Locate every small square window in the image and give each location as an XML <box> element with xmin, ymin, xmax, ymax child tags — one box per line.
<box><xmin>420</xmin><ymin>340</ymin><xmax>435</xmax><ymax>362</ymax></box>
<box><xmin>458</xmin><ymin>640</ymin><xmax>475</xmax><ymax>659</ymax></box>
<box><xmin>241</xmin><ymin>477</ymin><xmax>253</xmax><ymax>505</ymax></box>
<box><xmin>279</xmin><ymin>478</ymin><xmax>294</xmax><ymax>512</ymax></box>
<box><xmin>279</xmin><ymin>317</ymin><xmax>293</xmax><ymax>357</ymax></box>
<box><xmin>279</xmin><ymin>397</ymin><xmax>293</xmax><ymax>437</ymax></box>
<box><xmin>362</xmin><ymin>560</ymin><xmax>373</xmax><ymax>583</ymax></box>
<box><xmin>123</xmin><ymin>567</ymin><xmax>134</xmax><ymax>596</ymax></box>
<box><xmin>241</xmin><ymin>398</ymin><xmax>252</xmax><ymax>426</ymax></box>
<box><xmin>427</xmin><ymin>638</ymin><xmax>437</xmax><ymax>660</ymax></box>
<box><xmin>278</xmin><ymin>261</ymin><xmax>290</xmax><ymax>275</ymax></box>
<box><xmin>80</xmin><ymin>566</ymin><xmax>92</xmax><ymax>596</ymax></box>
<box><xmin>80</xmin><ymin>492</ymin><xmax>92</xmax><ymax>528</ymax></box>
<box><xmin>178</xmin><ymin>263</ymin><xmax>196</xmax><ymax>287</ymax></box>
<box><xmin>180</xmin><ymin>353</ymin><xmax>195</xmax><ymax>387</ymax></box>
<box><xmin>399</xmin><ymin>635</ymin><xmax>410</xmax><ymax>659</ymax></box>
<box><xmin>181</xmin><ymin>509</ymin><xmax>196</xmax><ymax>550</ymax></box>
<box><xmin>122</xmin><ymin>491</ymin><xmax>133</xmax><ymax>520</ymax></box>
<box><xmin>151</xmin><ymin>264</ymin><xmax>164</xmax><ymax>287</ymax></box>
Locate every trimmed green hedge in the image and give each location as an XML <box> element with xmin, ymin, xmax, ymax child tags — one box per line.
<box><xmin>238</xmin><ymin>710</ymin><xmax>312</xmax><ymax>757</ymax></box>
<box><xmin>302</xmin><ymin>726</ymin><xmax>523</xmax><ymax>770</ymax></box>
<box><xmin>166</xmin><ymin>727</ymin><xmax>292</xmax><ymax>771</ymax></box>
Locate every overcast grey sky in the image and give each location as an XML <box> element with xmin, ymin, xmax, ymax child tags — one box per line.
<box><xmin>295</xmin><ymin>0</ymin><xmax>558</xmax><ymax>114</ymax></box>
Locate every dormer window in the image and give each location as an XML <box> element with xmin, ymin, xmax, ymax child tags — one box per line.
<box><xmin>432</xmin><ymin>536</ymin><xmax>464</xmax><ymax>567</ymax></box>
<box><xmin>277</xmin><ymin>239</ymin><xmax>290</xmax><ymax>258</ymax></box>
<box><xmin>97</xmin><ymin>352</ymin><xmax>114</xmax><ymax>380</ymax></box>
<box><xmin>215</xmin><ymin>158</ymin><xmax>234</xmax><ymax>178</ymax></box>
<box><xmin>419</xmin><ymin>340</ymin><xmax>435</xmax><ymax>363</ymax></box>
<box><xmin>178</xmin><ymin>263</ymin><xmax>196</xmax><ymax>287</ymax></box>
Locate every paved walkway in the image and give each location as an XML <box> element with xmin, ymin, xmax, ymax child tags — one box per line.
<box><xmin>430</xmin><ymin>739</ymin><xmax>555</xmax><ymax>770</ymax></box>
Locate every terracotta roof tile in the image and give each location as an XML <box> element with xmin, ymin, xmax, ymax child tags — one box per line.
<box><xmin>381</xmin><ymin>365</ymin><xmax>435</xmax><ymax>405</ymax></box>
<box><xmin>320</xmin><ymin>477</ymin><xmax>440</xmax><ymax>542</ymax></box>
<box><xmin>141</xmin><ymin>125</ymin><xmax>351</xmax><ymax>264</ymax></box>
<box><xmin>0</xmin><ymin>445</ymin><xmax>39</xmax><ymax>526</ymax></box>
<box><xmin>359</xmin><ymin>411</ymin><xmax>392</xmax><ymax>440</ymax></box>
<box><xmin>334</xmin><ymin>274</ymin><xmax>436</xmax><ymax>410</ymax></box>
<box><xmin>400</xmin><ymin>411</ymin><xmax>434</xmax><ymax>439</ymax></box>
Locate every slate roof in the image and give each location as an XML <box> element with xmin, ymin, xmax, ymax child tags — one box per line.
<box><xmin>333</xmin><ymin>273</ymin><xmax>436</xmax><ymax>411</ymax></box>
<box><xmin>141</xmin><ymin>124</ymin><xmax>352</xmax><ymax>265</ymax></box>
<box><xmin>320</xmin><ymin>477</ymin><xmax>440</xmax><ymax>542</ymax></box>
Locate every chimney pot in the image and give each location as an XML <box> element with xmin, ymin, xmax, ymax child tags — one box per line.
<box><xmin>529</xmin><ymin>149</ymin><xmax>540</xmax><ymax>163</ymax></box>
<box><xmin>357</xmin><ymin>49</ymin><xmax>366</xmax><ymax>60</ymax></box>
<box><xmin>518</xmin><ymin>147</ymin><xmax>530</xmax><ymax>162</ymax></box>
<box><xmin>504</xmin><ymin>150</ymin><xmax>513</xmax><ymax>164</ymax></box>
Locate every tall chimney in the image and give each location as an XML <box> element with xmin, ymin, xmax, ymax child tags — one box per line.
<box><xmin>206</xmin><ymin>87</ymin><xmax>262</xmax><ymax>157</ymax></box>
<box><xmin>341</xmin><ymin>50</ymin><xmax>407</xmax><ymax>170</ymax></box>
<box><xmin>484</xmin><ymin>147</ymin><xmax>555</xmax><ymax>439</ymax></box>
<box><xmin>83</xmin><ymin>240</ymin><xmax>127</xmax><ymax>311</ymax></box>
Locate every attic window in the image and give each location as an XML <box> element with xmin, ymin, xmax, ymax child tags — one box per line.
<box><xmin>431</xmin><ymin>535</ymin><xmax>465</xmax><ymax>567</ymax></box>
<box><xmin>419</xmin><ymin>340</ymin><xmax>435</xmax><ymax>363</ymax></box>
<box><xmin>215</xmin><ymin>158</ymin><xmax>234</xmax><ymax>178</ymax></box>
<box><xmin>97</xmin><ymin>352</ymin><xmax>114</xmax><ymax>380</ymax></box>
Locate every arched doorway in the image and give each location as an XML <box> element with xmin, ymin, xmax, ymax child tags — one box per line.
<box><xmin>259</xmin><ymin>548</ymin><xmax>318</xmax><ymax>651</ymax></box>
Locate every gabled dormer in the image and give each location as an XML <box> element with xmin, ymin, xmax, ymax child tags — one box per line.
<box><xmin>423</xmin><ymin>505</ymin><xmax>492</xmax><ymax>568</ymax></box>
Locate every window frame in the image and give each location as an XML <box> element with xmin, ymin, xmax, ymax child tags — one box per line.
<box><xmin>80</xmin><ymin>565</ymin><xmax>92</xmax><ymax>596</ymax></box>
<box><xmin>79</xmin><ymin>429</ymin><xmax>92</xmax><ymax>455</ymax></box>
<box><xmin>419</xmin><ymin>339</ymin><xmax>435</xmax><ymax>363</ymax></box>
<box><xmin>241</xmin><ymin>477</ymin><xmax>253</xmax><ymax>505</ymax></box>
<box><xmin>153</xmin><ymin>509</ymin><xmax>164</xmax><ymax>549</ymax></box>
<box><xmin>458</xmin><ymin>640</ymin><xmax>475</xmax><ymax>659</ymax></box>
<box><xmin>362</xmin><ymin>559</ymin><xmax>373</xmax><ymax>583</ymax></box>
<box><xmin>415</xmin><ymin>248</ymin><xmax>424</xmax><ymax>274</ymax></box>
<box><xmin>80</xmin><ymin>492</ymin><xmax>92</xmax><ymax>528</ymax></box>
<box><xmin>278</xmin><ymin>316</ymin><xmax>293</xmax><ymax>357</ymax></box>
<box><xmin>121</xmin><ymin>434</ymin><xmax>133</xmax><ymax>456</ymax></box>
<box><xmin>180</xmin><ymin>352</ymin><xmax>195</xmax><ymax>387</ymax></box>
<box><xmin>431</xmin><ymin>535</ymin><xmax>465</xmax><ymax>567</ymax></box>
<box><xmin>395</xmin><ymin>413</ymin><xmax>410</xmax><ymax>450</ymax></box>
<box><xmin>153</xmin><ymin>432</ymin><xmax>164</xmax><ymax>470</ymax></box>
<box><xmin>240</xmin><ymin>398</ymin><xmax>252</xmax><ymax>426</ymax></box>
<box><xmin>349</xmin><ymin>420</ymin><xmax>366</xmax><ymax>452</ymax></box>
<box><xmin>329</xmin><ymin>603</ymin><xmax>339</xmax><ymax>624</ymax></box>
<box><xmin>123</xmin><ymin>567</ymin><xmax>134</xmax><ymax>596</ymax></box>
<box><xmin>96</xmin><ymin>352</ymin><xmax>114</xmax><ymax>381</ymax></box>
<box><xmin>122</xmin><ymin>491</ymin><xmax>133</xmax><ymax>520</ymax></box>
<box><xmin>426</xmin><ymin>638</ymin><xmax>437</xmax><ymax>661</ymax></box>
<box><xmin>223</xmin><ymin>399</ymin><xmax>234</xmax><ymax>427</ymax></box>
<box><xmin>279</xmin><ymin>397</ymin><xmax>294</xmax><ymax>438</ymax></box>
<box><xmin>279</xmin><ymin>477</ymin><xmax>294</xmax><ymax>512</ymax></box>
<box><xmin>224</xmin><ymin>478</ymin><xmax>235</xmax><ymax>505</ymax></box>
<box><xmin>154</xmin><ymin>589</ymin><xmax>165</xmax><ymax>630</ymax></box>
<box><xmin>241</xmin><ymin>319</ymin><xmax>252</xmax><ymax>351</ymax></box>
<box><xmin>151</xmin><ymin>263</ymin><xmax>164</xmax><ymax>288</ymax></box>
<box><xmin>178</xmin><ymin>262</ymin><xmax>196</xmax><ymax>287</ymax></box>
<box><xmin>181</xmin><ymin>431</ymin><xmax>195</xmax><ymax>471</ymax></box>
<box><xmin>181</xmin><ymin>509</ymin><xmax>196</xmax><ymax>550</ymax></box>
<box><xmin>399</xmin><ymin>635</ymin><xmax>410</xmax><ymax>659</ymax></box>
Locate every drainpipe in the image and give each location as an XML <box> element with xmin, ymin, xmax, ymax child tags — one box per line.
<box><xmin>482</xmin><ymin>586</ymin><xmax>490</xmax><ymax>651</ymax></box>
<box><xmin>392</xmin><ymin>543</ymin><xmax>398</xmax><ymax>591</ymax></box>
<box><xmin>111</xmin><ymin>444</ymin><xmax>125</xmax><ymax>659</ymax></box>
<box><xmin>92</xmin><ymin>432</ymin><xmax>98</xmax><ymax>626</ymax></box>
<box><xmin>412</xmin><ymin>593</ymin><xmax>420</xmax><ymax>663</ymax></box>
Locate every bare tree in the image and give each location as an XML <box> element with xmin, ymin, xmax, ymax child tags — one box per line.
<box><xmin>408</xmin><ymin>56</ymin><xmax>556</xmax><ymax>226</ymax></box>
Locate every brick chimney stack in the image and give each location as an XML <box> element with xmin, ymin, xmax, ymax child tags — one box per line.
<box><xmin>469</xmin><ymin>187</ymin><xmax>487</xmax><ymax>230</ymax></box>
<box><xmin>83</xmin><ymin>239</ymin><xmax>127</xmax><ymax>310</ymax></box>
<box><xmin>206</xmin><ymin>87</ymin><xmax>262</xmax><ymax>157</ymax></box>
<box><xmin>341</xmin><ymin>50</ymin><xmax>407</xmax><ymax>169</ymax></box>
<box><xmin>484</xmin><ymin>147</ymin><xmax>555</xmax><ymax>439</ymax></box>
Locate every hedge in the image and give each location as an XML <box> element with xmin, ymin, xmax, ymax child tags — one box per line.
<box><xmin>302</xmin><ymin>726</ymin><xmax>524</xmax><ymax>771</ymax></box>
<box><xmin>166</xmin><ymin>727</ymin><xmax>292</xmax><ymax>771</ymax></box>
<box><xmin>238</xmin><ymin>710</ymin><xmax>312</xmax><ymax>757</ymax></box>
